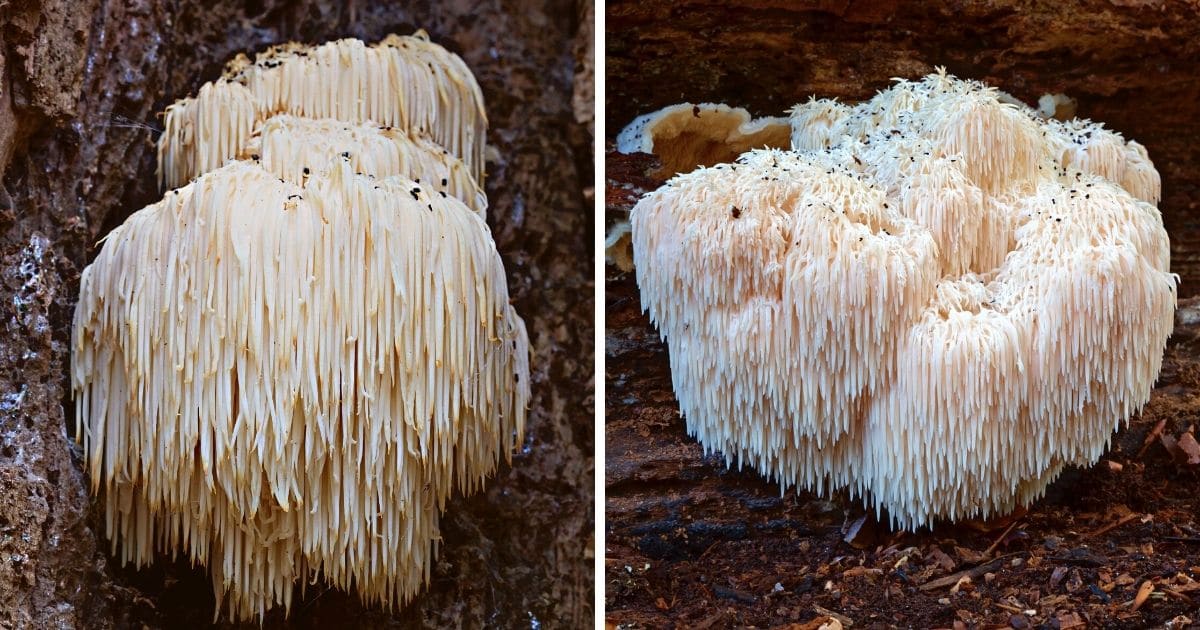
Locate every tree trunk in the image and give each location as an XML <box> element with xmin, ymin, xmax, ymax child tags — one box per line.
<box><xmin>0</xmin><ymin>1</ymin><xmax>593</xmax><ymax>627</ymax></box>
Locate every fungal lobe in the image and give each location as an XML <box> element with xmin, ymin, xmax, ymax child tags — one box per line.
<box><xmin>628</xmin><ymin>69</ymin><xmax>1175</xmax><ymax>530</ymax></box>
<box><xmin>73</xmin><ymin>32</ymin><xmax>528</xmax><ymax>622</ymax></box>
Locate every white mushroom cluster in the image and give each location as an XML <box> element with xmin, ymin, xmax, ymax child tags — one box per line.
<box><xmin>72</xmin><ymin>33</ymin><xmax>529</xmax><ymax>621</ymax></box>
<box><xmin>629</xmin><ymin>70</ymin><xmax>1175</xmax><ymax>529</ymax></box>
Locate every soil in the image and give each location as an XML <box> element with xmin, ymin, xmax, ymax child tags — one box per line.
<box><xmin>0</xmin><ymin>1</ymin><xmax>593</xmax><ymax>628</ymax></box>
<box><xmin>605</xmin><ymin>2</ymin><xmax>1200</xmax><ymax>628</ymax></box>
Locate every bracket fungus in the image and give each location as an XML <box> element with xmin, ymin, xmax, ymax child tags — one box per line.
<box><xmin>72</xmin><ymin>33</ymin><xmax>529</xmax><ymax>621</ymax></box>
<box><xmin>628</xmin><ymin>70</ymin><xmax>1176</xmax><ymax>530</ymax></box>
<box><xmin>616</xmin><ymin>102</ymin><xmax>790</xmax><ymax>177</ymax></box>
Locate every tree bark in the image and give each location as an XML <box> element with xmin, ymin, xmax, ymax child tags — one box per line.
<box><xmin>0</xmin><ymin>1</ymin><xmax>593</xmax><ymax>627</ymax></box>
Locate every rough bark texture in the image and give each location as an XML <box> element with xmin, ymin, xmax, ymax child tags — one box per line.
<box><xmin>0</xmin><ymin>1</ymin><xmax>593</xmax><ymax>627</ymax></box>
<box><xmin>606</xmin><ymin>1</ymin><xmax>1200</xmax><ymax>628</ymax></box>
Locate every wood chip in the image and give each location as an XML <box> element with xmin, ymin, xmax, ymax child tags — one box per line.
<box><xmin>1177</xmin><ymin>431</ymin><xmax>1200</xmax><ymax>464</ymax></box>
<box><xmin>1138</xmin><ymin>418</ymin><xmax>1167</xmax><ymax>457</ymax></box>
<box><xmin>1166</xmin><ymin>615</ymin><xmax>1194</xmax><ymax>629</ymax></box>
<box><xmin>843</xmin><ymin>514</ymin><xmax>867</xmax><ymax>546</ymax></box>
<box><xmin>993</xmin><ymin>602</ymin><xmax>1025</xmax><ymax>614</ymax></box>
<box><xmin>1089</xmin><ymin>511</ymin><xmax>1140</xmax><ymax>537</ymax></box>
<box><xmin>813</xmin><ymin>605</ymin><xmax>853</xmax><ymax>628</ymax></box>
<box><xmin>1050</xmin><ymin>566</ymin><xmax>1070</xmax><ymax>588</ymax></box>
<box><xmin>929</xmin><ymin>547</ymin><xmax>956</xmax><ymax>572</ymax></box>
<box><xmin>1132</xmin><ymin>580</ymin><xmax>1154</xmax><ymax>611</ymax></box>
<box><xmin>1162</xmin><ymin>587</ymin><xmax>1195</xmax><ymax>605</ymax></box>
<box><xmin>772</xmin><ymin>619</ymin><xmax>843</xmax><ymax>630</ymax></box>
<box><xmin>919</xmin><ymin>553</ymin><xmax>1021</xmax><ymax>591</ymax></box>
<box><xmin>983</xmin><ymin>519</ymin><xmax>1021</xmax><ymax>557</ymax></box>
<box><xmin>954</xmin><ymin>545</ymin><xmax>986</xmax><ymax>564</ymax></box>
<box><xmin>842</xmin><ymin>566</ymin><xmax>882</xmax><ymax>579</ymax></box>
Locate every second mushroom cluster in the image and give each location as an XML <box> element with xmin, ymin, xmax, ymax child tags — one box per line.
<box><xmin>623</xmin><ymin>70</ymin><xmax>1176</xmax><ymax>530</ymax></box>
<box><xmin>72</xmin><ymin>33</ymin><xmax>529</xmax><ymax>621</ymax></box>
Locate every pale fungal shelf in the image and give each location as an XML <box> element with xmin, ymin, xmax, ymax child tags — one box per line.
<box><xmin>628</xmin><ymin>70</ymin><xmax>1176</xmax><ymax>530</ymax></box>
<box><xmin>72</xmin><ymin>33</ymin><xmax>529</xmax><ymax>621</ymax></box>
<box><xmin>616</xmin><ymin>102</ymin><xmax>790</xmax><ymax>176</ymax></box>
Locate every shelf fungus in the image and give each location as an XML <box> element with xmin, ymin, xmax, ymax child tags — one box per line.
<box><xmin>72</xmin><ymin>33</ymin><xmax>529</xmax><ymax>621</ymax></box>
<box><xmin>628</xmin><ymin>70</ymin><xmax>1176</xmax><ymax>530</ymax></box>
<box><xmin>616</xmin><ymin>102</ymin><xmax>790</xmax><ymax>177</ymax></box>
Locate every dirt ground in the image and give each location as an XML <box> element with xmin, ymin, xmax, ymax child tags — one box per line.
<box><xmin>604</xmin><ymin>3</ymin><xmax>1200</xmax><ymax>627</ymax></box>
<box><xmin>0</xmin><ymin>1</ymin><xmax>593</xmax><ymax>627</ymax></box>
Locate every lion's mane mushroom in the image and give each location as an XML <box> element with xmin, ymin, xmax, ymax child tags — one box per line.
<box><xmin>241</xmin><ymin>114</ymin><xmax>488</xmax><ymax>216</ymax></box>
<box><xmin>157</xmin><ymin>30</ymin><xmax>486</xmax><ymax>190</ymax></box>
<box><xmin>631</xmin><ymin>70</ymin><xmax>1176</xmax><ymax>529</ymax></box>
<box><xmin>606</xmin><ymin>104</ymin><xmax>790</xmax><ymax>272</ymax></box>
<box><xmin>72</xmin><ymin>34</ymin><xmax>528</xmax><ymax>621</ymax></box>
